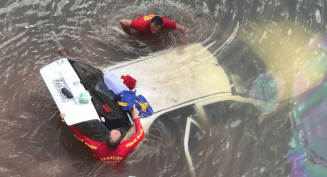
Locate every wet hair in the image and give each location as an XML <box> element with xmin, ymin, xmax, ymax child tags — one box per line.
<box><xmin>106</xmin><ymin>130</ymin><xmax>122</xmax><ymax>149</ymax></box>
<box><xmin>150</xmin><ymin>16</ymin><xmax>163</xmax><ymax>27</ymax></box>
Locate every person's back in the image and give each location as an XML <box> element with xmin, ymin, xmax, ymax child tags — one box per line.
<box><xmin>61</xmin><ymin>105</ymin><xmax>144</xmax><ymax>163</ymax></box>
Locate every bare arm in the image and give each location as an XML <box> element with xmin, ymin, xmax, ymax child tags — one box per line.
<box><xmin>120</xmin><ymin>19</ymin><xmax>133</xmax><ymax>36</ymax></box>
<box><xmin>176</xmin><ymin>23</ymin><xmax>186</xmax><ymax>34</ymax></box>
<box><xmin>176</xmin><ymin>23</ymin><xmax>187</xmax><ymax>52</ymax></box>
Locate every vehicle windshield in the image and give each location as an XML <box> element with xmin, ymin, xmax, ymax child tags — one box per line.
<box><xmin>145</xmin><ymin>105</ymin><xmax>206</xmax><ymax>177</ymax></box>
<box><xmin>201</xmin><ymin>100</ymin><xmax>260</xmax><ymax>176</ymax></box>
<box><xmin>68</xmin><ymin>60</ymin><xmax>132</xmax><ymax>133</ymax></box>
<box><xmin>213</xmin><ymin>39</ymin><xmax>267</xmax><ymax>97</ymax></box>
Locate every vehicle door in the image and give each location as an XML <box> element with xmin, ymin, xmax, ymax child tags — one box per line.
<box><xmin>193</xmin><ymin>96</ymin><xmax>261</xmax><ymax>177</ymax></box>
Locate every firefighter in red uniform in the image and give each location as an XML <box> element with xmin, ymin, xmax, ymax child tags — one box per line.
<box><xmin>120</xmin><ymin>14</ymin><xmax>185</xmax><ymax>35</ymax></box>
<box><xmin>60</xmin><ymin>105</ymin><xmax>145</xmax><ymax>163</ymax></box>
<box><xmin>120</xmin><ymin>14</ymin><xmax>187</xmax><ymax>49</ymax></box>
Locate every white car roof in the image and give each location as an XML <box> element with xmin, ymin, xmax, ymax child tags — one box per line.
<box><xmin>103</xmin><ymin>43</ymin><xmax>232</xmax><ymax>113</ymax></box>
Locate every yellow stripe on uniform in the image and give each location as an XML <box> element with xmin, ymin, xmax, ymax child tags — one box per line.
<box><xmin>126</xmin><ymin>139</ymin><xmax>137</xmax><ymax>147</ymax></box>
<box><xmin>137</xmin><ymin>129</ymin><xmax>143</xmax><ymax>139</ymax></box>
<box><xmin>143</xmin><ymin>14</ymin><xmax>156</xmax><ymax>21</ymax></box>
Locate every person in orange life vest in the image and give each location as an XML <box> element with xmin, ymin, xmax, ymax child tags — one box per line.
<box><xmin>120</xmin><ymin>14</ymin><xmax>187</xmax><ymax>47</ymax></box>
<box><xmin>60</xmin><ymin>104</ymin><xmax>145</xmax><ymax>163</ymax></box>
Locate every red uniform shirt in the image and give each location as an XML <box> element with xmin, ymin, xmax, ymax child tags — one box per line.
<box><xmin>69</xmin><ymin>118</ymin><xmax>145</xmax><ymax>162</ymax></box>
<box><xmin>130</xmin><ymin>14</ymin><xmax>177</xmax><ymax>35</ymax></box>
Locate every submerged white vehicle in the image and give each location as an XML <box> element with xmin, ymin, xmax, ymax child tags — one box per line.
<box><xmin>41</xmin><ymin>31</ymin><xmax>271</xmax><ymax>176</ymax></box>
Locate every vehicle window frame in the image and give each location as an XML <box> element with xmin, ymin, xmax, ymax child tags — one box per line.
<box><xmin>184</xmin><ymin>116</ymin><xmax>205</xmax><ymax>177</ymax></box>
<box><xmin>194</xmin><ymin>95</ymin><xmax>252</xmax><ymax>126</ymax></box>
<box><xmin>185</xmin><ymin>95</ymin><xmax>254</xmax><ymax>176</ymax></box>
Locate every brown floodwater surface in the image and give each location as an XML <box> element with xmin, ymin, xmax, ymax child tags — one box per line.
<box><xmin>0</xmin><ymin>0</ymin><xmax>325</xmax><ymax>176</ymax></box>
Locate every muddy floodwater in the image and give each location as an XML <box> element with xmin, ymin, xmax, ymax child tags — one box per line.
<box><xmin>1</xmin><ymin>0</ymin><xmax>327</xmax><ymax>176</ymax></box>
